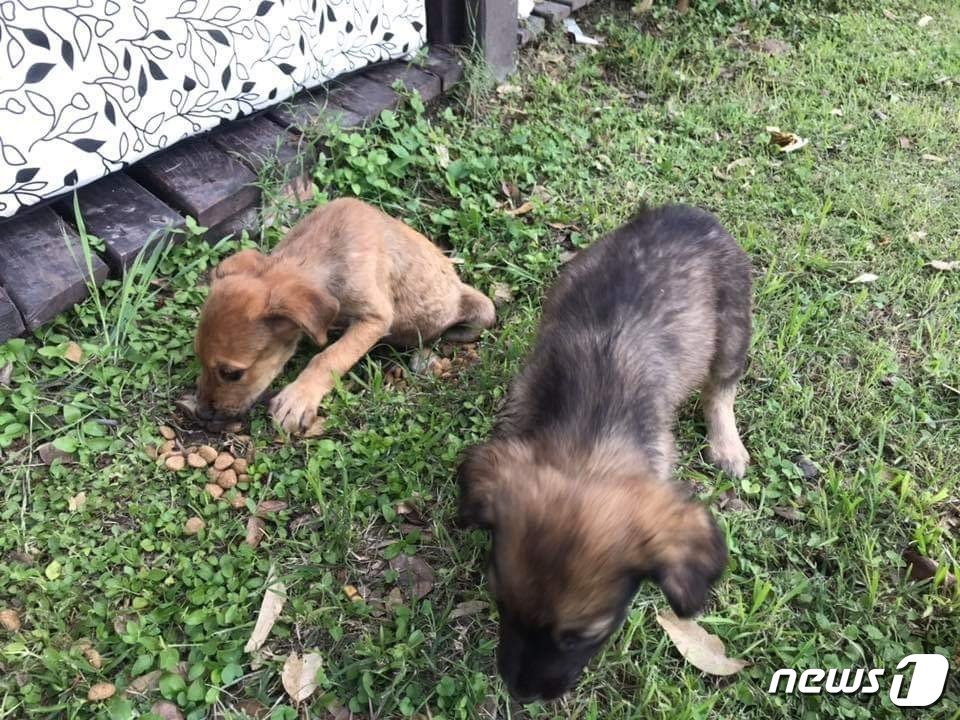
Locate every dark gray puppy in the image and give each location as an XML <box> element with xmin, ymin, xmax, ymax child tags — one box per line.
<box><xmin>458</xmin><ymin>204</ymin><xmax>752</xmax><ymax>703</ymax></box>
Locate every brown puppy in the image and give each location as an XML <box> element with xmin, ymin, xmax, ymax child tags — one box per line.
<box><xmin>194</xmin><ymin>197</ymin><xmax>495</xmax><ymax>432</ymax></box>
<box><xmin>458</xmin><ymin>204</ymin><xmax>751</xmax><ymax>703</ymax></box>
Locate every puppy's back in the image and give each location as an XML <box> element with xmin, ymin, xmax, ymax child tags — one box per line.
<box><xmin>504</xmin><ymin>205</ymin><xmax>751</xmax><ymax>446</ymax></box>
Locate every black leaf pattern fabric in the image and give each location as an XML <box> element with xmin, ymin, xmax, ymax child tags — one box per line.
<box><xmin>0</xmin><ymin>0</ymin><xmax>426</xmax><ymax>217</ymax></box>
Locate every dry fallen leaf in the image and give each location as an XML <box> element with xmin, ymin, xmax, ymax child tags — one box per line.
<box><xmin>245</xmin><ymin>517</ymin><xmax>266</xmax><ymax>549</ymax></box>
<box><xmin>281</xmin><ymin>652</ymin><xmax>323</xmax><ymax>704</ymax></box>
<box><xmin>632</xmin><ymin>0</ymin><xmax>653</xmax><ymax>13</ymax></box>
<box><xmin>830</xmin><ymin>108</ymin><xmax>844</xmax><ymax>117</ymax></box>
<box><xmin>850</xmin><ymin>272</ymin><xmax>879</xmax><ymax>284</ymax></box>
<box><xmin>244</xmin><ymin>566</ymin><xmax>286</xmax><ymax>653</ymax></box>
<box><xmin>928</xmin><ymin>260</ymin><xmax>960</xmax><ymax>271</ymax></box>
<box><xmin>450</xmin><ymin>600</ymin><xmax>489</xmax><ymax>619</ymax></box>
<box><xmin>759</xmin><ymin>38</ymin><xmax>791</xmax><ymax>56</ymax></box>
<box><xmin>903</xmin><ymin>549</ymin><xmax>956</xmax><ymax>587</ymax></box>
<box><xmin>68</xmin><ymin>492</ymin><xmax>87</xmax><ymax>512</ymax></box>
<box><xmin>255</xmin><ymin>500</ymin><xmax>288</xmax><ymax>518</ymax></box>
<box><xmin>37</xmin><ymin>441</ymin><xmax>75</xmax><ymax>465</ymax></box>
<box><xmin>496</xmin><ymin>82</ymin><xmax>522</xmax><ymax>96</ymax></box>
<box><xmin>766</xmin><ymin>126</ymin><xmax>808</xmax><ymax>153</ymax></box>
<box><xmin>656</xmin><ymin>610</ymin><xmax>748</xmax><ymax>676</ymax></box>
<box><xmin>898</xmin><ymin>136</ymin><xmax>913</xmax><ymax>149</ymax></box>
<box><xmin>151</xmin><ymin>701</ymin><xmax>185</xmax><ymax>720</ymax></box>
<box><xmin>917</xmin><ymin>15</ymin><xmax>933</xmax><ymax>27</ymax></box>
<box><xmin>125</xmin><ymin>670</ymin><xmax>162</xmax><ymax>697</ymax></box>
<box><xmin>389</xmin><ymin>555</ymin><xmax>435</xmax><ymax>600</ymax></box>
<box><xmin>87</xmin><ymin>683</ymin><xmax>116</xmax><ymax>701</ymax></box>
<box><xmin>342</xmin><ymin>584</ymin><xmax>363</xmax><ymax>603</ymax></box>
<box><xmin>64</xmin><ymin>341</ymin><xmax>84</xmax><ymax>364</ymax></box>
<box><xmin>882</xmin><ymin>9</ymin><xmax>898</xmax><ymax>20</ymax></box>
<box><xmin>922</xmin><ymin>153</ymin><xmax>946</xmax><ymax>163</ymax></box>
<box><xmin>773</xmin><ymin>506</ymin><xmax>802</xmax><ymax>522</ymax></box>
<box><xmin>505</xmin><ymin>201</ymin><xmax>534</xmax><ymax>217</ymax></box>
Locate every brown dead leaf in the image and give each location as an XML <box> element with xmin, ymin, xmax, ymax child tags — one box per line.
<box><xmin>917</xmin><ymin>15</ymin><xmax>933</xmax><ymax>27</ymax></box>
<box><xmin>281</xmin><ymin>652</ymin><xmax>323</xmax><ymax>704</ymax></box>
<box><xmin>150</xmin><ymin>701</ymin><xmax>185</xmax><ymax>720</ymax></box>
<box><xmin>244</xmin><ymin>566</ymin><xmax>286</xmax><ymax>653</ymax></box>
<box><xmin>37</xmin><ymin>441</ymin><xmax>75</xmax><ymax>465</ymax></box>
<box><xmin>396</xmin><ymin>501</ymin><xmax>426</xmax><ymax>526</ymax></box>
<box><xmin>245</xmin><ymin>517</ymin><xmax>266</xmax><ymax>549</ymax></box>
<box><xmin>717</xmin><ymin>489</ymin><xmax>750</xmax><ymax>512</ymax></box>
<box><xmin>928</xmin><ymin>260</ymin><xmax>960</xmax><ymax>271</ymax></box>
<box><xmin>903</xmin><ymin>549</ymin><xmax>956</xmax><ymax>587</ymax></box>
<box><xmin>773</xmin><ymin>506</ymin><xmax>802</xmax><ymax>522</ymax></box>
<box><xmin>389</xmin><ymin>555</ymin><xmax>435</xmax><ymax>600</ymax></box>
<box><xmin>766</xmin><ymin>126</ymin><xmax>808</xmax><ymax>153</ymax></box>
<box><xmin>922</xmin><ymin>154</ymin><xmax>946</xmax><ymax>163</ymax></box>
<box><xmin>255</xmin><ymin>500</ymin><xmax>288</xmax><ymax>517</ymax></box>
<box><xmin>87</xmin><ymin>683</ymin><xmax>116</xmax><ymax>701</ymax></box>
<box><xmin>385</xmin><ymin>587</ymin><xmax>404</xmax><ymax>611</ymax></box>
<box><xmin>830</xmin><ymin>108</ymin><xmax>844</xmax><ymax>117</ymax></box>
<box><xmin>500</xmin><ymin>181</ymin><xmax>520</xmax><ymax>204</ymax></box>
<box><xmin>0</xmin><ymin>363</ymin><xmax>12</xmax><ymax>388</ymax></box>
<box><xmin>849</xmin><ymin>272</ymin><xmax>878</xmax><ymax>284</ymax></box>
<box><xmin>656</xmin><ymin>610</ymin><xmax>748</xmax><ymax>676</ymax></box>
<box><xmin>898</xmin><ymin>136</ymin><xmax>913</xmax><ymax>149</ymax></box>
<box><xmin>632</xmin><ymin>0</ymin><xmax>653</xmax><ymax>13</ymax></box>
<box><xmin>759</xmin><ymin>38</ymin><xmax>791</xmax><ymax>56</ymax></box>
<box><xmin>68</xmin><ymin>492</ymin><xmax>87</xmax><ymax>512</ymax></box>
<box><xmin>505</xmin><ymin>201</ymin><xmax>534</xmax><ymax>217</ymax></box>
<box><xmin>124</xmin><ymin>670</ymin><xmax>162</xmax><ymax>697</ymax></box>
<box><xmin>882</xmin><ymin>9</ymin><xmax>898</xmax><ymax>20</ymax></box>
<box><xmin>450</xmin><ymin>600</ymin><xmax>489</xmax><ymax>619</ymax></box>
<box><xmin>495</xmin><ymin>82</ymin><xmax>522</xmax><ymax>96</ymax></box>
<box><xmin>64</xmin><ymin>341</ymin><xmax>84</xmax><ymax>364</ymax></box>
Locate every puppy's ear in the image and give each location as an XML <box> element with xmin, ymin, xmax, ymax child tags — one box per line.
<box><xmin>213</xmin><ymin>249</ymin><xmax>268</xmax><ymax>281</ymax></box>
<box><xmin>457</xmin><ymin>444</ymin><xmax>501</xmax><ymax>529</ymax></box>
<box><xmin>265</xmin><ymin>274</ymin><xmax>340</xmax><ymax>347</ymax></box>
<box><xmin>636</xmin><ymin>497</ymin><xmax>728</xmax><ymax>617</ymax></box>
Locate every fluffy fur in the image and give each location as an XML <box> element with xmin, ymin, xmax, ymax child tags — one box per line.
<box><xmin>458</xmin><ymin>204</ymin><xmax>752</xmax><ymax>702</ymax></box>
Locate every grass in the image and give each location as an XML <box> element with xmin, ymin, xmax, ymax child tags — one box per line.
<box><xmin>2</xmin><ymin>1</ymin><xmax>959</xmax><ymax>718</ymax></box>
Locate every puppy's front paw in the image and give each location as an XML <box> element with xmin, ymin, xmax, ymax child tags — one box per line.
<box><xmin>269</xmin><ymin>383</ymin><xmax>322</xmax><ymax>434</ymax></box>
<box><xmin>707</xmin><ymin>435</ymin><xmax>750</xmax><ymax>478</ymax></box>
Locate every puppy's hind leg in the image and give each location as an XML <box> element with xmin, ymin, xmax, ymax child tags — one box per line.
<box><xmin>443</xmin><ymin>286</ymin><xmax>496</xmax><ymax>342</ymax></box>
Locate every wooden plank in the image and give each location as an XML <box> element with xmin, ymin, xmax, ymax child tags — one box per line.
<box><xmin>420</xmin><ymin>45</ymin><xmax>464</xmax><ymax>92</ymax></box>
<box><xmin>555</xmin><ymin>0</ymin><xmax>590</xmax><ymax>9</ymax></box>
<box><xmin>54</xmin><ymin>174</ymin><xmax>183</xmax><ymax>274</ymax></box>
<box><xmin>0</xmin><ymin>286</ymin><xmax>24</xmax><ymax>342</ymax></box>
<box><xmin>532</xmin><ymin>0</ymin><xmax>571</xmax><ymax>25</ymax></box>
<box><xmin>0</xmin><ymin>208</ymin><xmax>108</xmax><ymax>330</ymax></box>
<box><xmin>129</xmin><ymin>137</ymin><xmax>259</xmax><ymax>229</ymax></box>
<box><xmin>209</xmin><ymin>116</ymin><xmax>307</xmax><ymax>173</ymax></box>
<box><xmin>267</xmin><ymin>92</ymin><xmax>363</xmax><ymax>133</ymax></box>
<box><xmin>426</xmin><ymin>0</ymin><xmax>466</xmax><ymax>45</ymax></box>
<box><xmin>364</xmin><ymin>62</ymin><xmax>442</xmax><ymax>104</ymax></box>
<box><xmin>327</xmin><ymin>75</ymin><xmax>402</xmax><ymax>120</ymax></box>
<box><xmin>467</xmin><ymin>0</ymin><xmax>518</xmax><ymax>80</ymax></box>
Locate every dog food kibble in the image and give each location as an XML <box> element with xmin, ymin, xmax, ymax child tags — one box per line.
<box><xmin>198</xmin><ymin>445</ymin><xmax>218</xmax><ymax>463</ymax></box>
<box><xmin>342</xmin><ymin>584</ymin><xmax>362</xmax><ymax>603</ymax></box>
<box><xmin>214</xmin><ymin>452</ymin><xmax>234</xmax><ymax>471</ymax></box>
<box><xmin>158</xmin><ymin>425</ymin><xmax>176</xmax><ymax>440</ymax></box>
<box><xmin>230</xmin><ymin>494</ymin><xmax>248</xmax><ymax>510</ymax></box>
<box><xmin>159</xmin><ymin>440</ymin><xmax>176</xmax><ymax>456</ymax></box>
<box><xmin>186</xmin><ymin>452</ymin><xmax>207</xmax><ymax>469</ymax></box>
<box><xmin>0</xmin><ymin>608</ymin><xmax>21</xmax><ymax>631</ymax></box>
<box><xmin>216</xmin><ymin>469</ymin><xmax>237</xmax><ymax>489</ymax></box>
<box><xmin>204</xmin><ymin>483</ymin><xmax>224</xmax><ymax>500</ymax></box>
<box><xmin>164</xmin><ymin>454</ymin><xmax>186</xmax><ymax>472</ymax></box>
<box><xmin>232</xmin><ymin>458</ymin><xmax>248</xmax><ymax>474</ymax></box>
<box><xmin>245</xmin><ymin>517</ymin><xmax>266</xmax><ymax>548</ymax></box>
<box><xmin>144</xmin><ymin>444</ymin><xmax>158</xmax><ymax>460</ymax></box>
<box><xmin>183</xmin><ymin>517</ymin><xmax>205</xmax><ymax>535</ymax></box>
<box><xmin>237</xmin><ymin>474</ymin><xmax>250</xmax><ymax>485</ymax></box>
